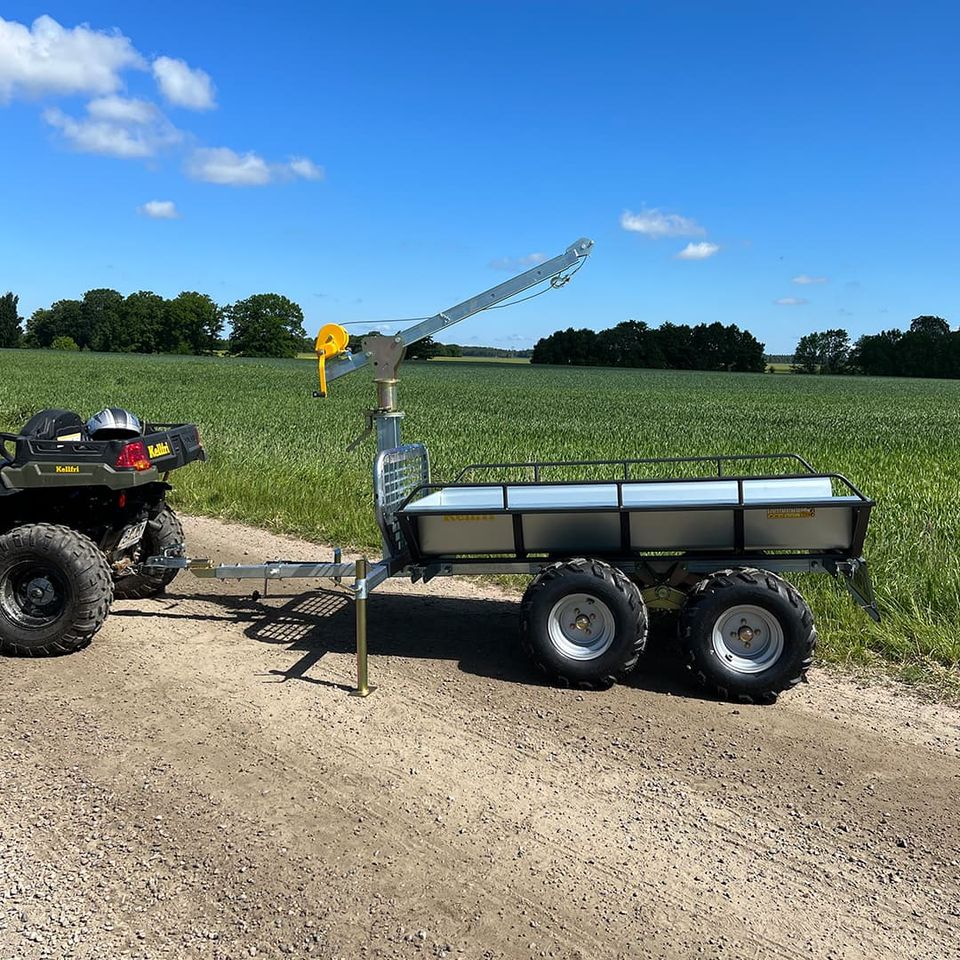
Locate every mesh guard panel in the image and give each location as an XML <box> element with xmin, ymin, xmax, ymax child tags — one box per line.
<box><xmin>373</xmin><ymin>444</ymin><xmax>430</xmax><ymax>558</ymax></box>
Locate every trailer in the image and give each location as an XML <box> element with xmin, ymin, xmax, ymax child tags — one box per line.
<box><xmin>141</xmin><ymin>237</ymin><xmax>879</xmax><ymax>703</ymax></box>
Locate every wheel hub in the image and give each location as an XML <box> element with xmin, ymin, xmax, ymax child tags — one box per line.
<box><xmin>573</xmin><ymin>612</ymin><xmax>593</xmax><ymax>633</ymax></box>
<box><xmin>547</xmin><ymin>593</ymin><xmax>616</xmax><ymax>661</ymax></box>
<box><xmin>0</xmin><ymin>561</ymin><xmax>69</xmax><ymax>629</ymax></box>
<box><xmin>26</xmin><ymin>577</ymin><xmax>56</xmax><ymax>607</ymax></box>
<box><xmin>711</xmin><ymin>604</ymin><xmax>785</xmax><ymax>675</ymax></box>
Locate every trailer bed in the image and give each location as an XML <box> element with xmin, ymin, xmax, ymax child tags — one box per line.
<box><xmin>391</xmin><ymin>453</ymin><xmax>872</xmax><ymax>561</ymax></box>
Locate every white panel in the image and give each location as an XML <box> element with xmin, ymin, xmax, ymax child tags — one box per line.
<box><xmin>742</xmin><ymin>478</ymin><xmax>834</xmax><ymax>502</ymax></box>
<box><xmin>507</xmin><ymin>484</ymin><xmax>619</xmax><ymax>509</ymax></box>
<box><xmin>405</xmin><ymin>486</ymin><xmax>505</xmax><ymax>512</ymax></box>
<box><xmin>621</xmin><ymin>480</ymin><xmax>739</xmax><ymax>506</ymax></box>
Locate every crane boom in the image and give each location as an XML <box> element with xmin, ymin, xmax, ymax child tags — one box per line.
<box><xmin>322</xmin><ymin>237</ymin><xmax>593</xmax><ymax>385</ymax></box>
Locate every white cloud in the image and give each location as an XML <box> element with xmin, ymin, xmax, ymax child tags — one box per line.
<box><xmin>288</xmin><ymin>156</ymin><xmax>324</xmax><ymax>180</ymax></box>
<box><xmin>621</xmin><ymin>207</ymin><xmax>706</xmax><ymax>239</ymax></box>
<box><xmin>44</xmin><ymin>97</ymin><xmax>181</xmax><ymax>158</ymax></box>
<box><xmin>0</xmin><ymin>14</ymin><xmax>144</xmax><ymax>103</ymax></box>
<box><xmin>675</xmin><ymin>241</ymin><xmax>719</xmax><ymax>260</ymax></box>
<box><xmin>185</xmin><ymin>147</ymin><xmax>324</xmax><ymax>186</ymax></box>
<box><xmin>0</xmin><ymin>15</ymin><xmax>321</xmax><ymax>191</ymax></box>
<box><xmin>184</xmin><ymin>147</ymin><xmax>271</xmax><ymax>185</ymax></box>
<box><xmin>774</xmin><ymin>297</ymin><xmax>809</xmax><ymax>306</ymax></box>
<box><xmin>138</xmin><ymin>199</ymin><xmax>180</xmax><ymax>219</ymax></box>
<box><xmin>152</xmin><ymin>55</ymin><xmax>215</xmax><ymax>110</ymax></box>
<box><xmin>88</xmin><ymin>94</ymin><xmax>159</xmax><ymax>124</ymax></box>
<box><xmin>489</xmin><ymin>253</ymin><xmax>548</xmax><ymax>271</ymax></box>
<box><xmin>792</xmin><ymin>274</ymin><xmax>828</xmax><ymax>285</ymax></box>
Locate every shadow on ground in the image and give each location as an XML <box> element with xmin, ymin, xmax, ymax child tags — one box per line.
<box><xmin>112</xmin><ymin>588</ymin><xmax>717</xmax><ymax>701</ymax></box>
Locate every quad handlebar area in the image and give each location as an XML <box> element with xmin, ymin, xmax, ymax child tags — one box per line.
<box><xmin>144</xmin><ymin>237</ymin><xmax>879</xmax><ymax>702</ymax></box>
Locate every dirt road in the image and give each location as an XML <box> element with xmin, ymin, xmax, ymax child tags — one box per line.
<box><xmin>2</xmin><ymin>516</ymin><xmax>958</xmax><ymax>960</ymax></box>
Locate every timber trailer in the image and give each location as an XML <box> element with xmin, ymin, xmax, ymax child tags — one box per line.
<box><xmin>141</xmin><ymin>237</ymin><xmax>879</xmax><ymax>703</ymax></box>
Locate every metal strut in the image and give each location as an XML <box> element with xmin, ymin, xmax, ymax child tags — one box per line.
<box><xmin>350</xmin><ymin>557</ymin><xmax>373</xmax><ymax>697</ymax></box>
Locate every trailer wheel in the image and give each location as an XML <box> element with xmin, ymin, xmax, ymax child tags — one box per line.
<box><xmin>0</xmin><ymin>523</ymin><xmax>113</xmax><ymax>657</ymax></box>
<box><xmin>521</xmin><ymin>558</ymin><xmax>647</xmax><ymax>688</ymax></box>
<box><xmin>680</xmin><ymin>568</ymin><xmax>816</xmax><ymax>703</ymax></box>
<box><xmin>114</xmin><ymin>505</ymin><xmax>184</xmax><ymax>600</ymax></box>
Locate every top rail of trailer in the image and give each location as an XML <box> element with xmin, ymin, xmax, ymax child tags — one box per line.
<box><xmin>454</xmin><ymin>452</ymin><xmax>822</xmax><ymax>482</ymax></box>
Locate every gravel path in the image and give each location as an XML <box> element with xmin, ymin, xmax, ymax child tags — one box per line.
<box><xmin>2</xmin><ymin>515</ymin><xmax>958</xmax><ymax>960</ymax></box>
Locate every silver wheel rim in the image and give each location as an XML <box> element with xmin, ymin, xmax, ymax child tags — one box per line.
<box><xmin>711</xmin><ymin>604</ymin><xmax>784</xmax><ymax>674</ymax></box>
<box><xmin>547</xmin><ymin>593</ymin><xmax>616</xmax><ymax>661</ymax></box>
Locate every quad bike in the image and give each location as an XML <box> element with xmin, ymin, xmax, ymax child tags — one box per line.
<box><xmin>0</xmin><ymin>408</ymin><xmax>205</xmax><ymax>656</ymax></box>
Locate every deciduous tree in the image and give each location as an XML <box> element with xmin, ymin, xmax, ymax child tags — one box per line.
<box><xmin>0</xmin><ymin>292</ymin><xmax>22</xmax><ymax>348</ymax></box>
<box><xmin>225</xmin><ymin>293</ymin><xmax>306</xmax><ymax>358</ymax></box>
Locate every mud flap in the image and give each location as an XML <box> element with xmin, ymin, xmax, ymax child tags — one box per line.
<box><xmin>835</xmin><ymin>559</ymin><xmax>880</xmax><ymax>622</ymax></box>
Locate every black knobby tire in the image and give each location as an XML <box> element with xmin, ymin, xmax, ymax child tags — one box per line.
<box><xmin>521</xmin><ymin>558</ymin><xmax>648</xmax><ymax>689</ymax></box>
<box><xmin>679</xmin><ymin>568</ymin><xmax>817</xmax><ymax>703</ymax></box>
<box><xmin>114</xmin><ymin>505</ymin><xmax>185</xmax><ymax>600</ymax></box>
<box><xmin>0</xmin><ymin>523</ymin><xmax>114</xmax><ymax>657</ymax></box>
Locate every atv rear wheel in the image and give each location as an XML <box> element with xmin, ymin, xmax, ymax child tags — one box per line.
<box><xmin>114</xmin><ymin>505</ymin><xmax>184</xmax><ymax>600</ymax></box>
<box><xmin>0</xmin><ymin>523</ymin><xmax>113</xmax><ymax>657</ymax></box>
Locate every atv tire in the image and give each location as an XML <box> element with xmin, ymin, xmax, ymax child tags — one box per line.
<box><xmin>521</xmin><ymin>558</ymin><xmax>647</xmax><ymax>689</ymax></box>
<box><xmin>114</xmin><ymin>505</ymin><xmax>185</xmax><ymax>600</ymax></box>
<box><xmin>0</xmin><ymin>523</ymin><xmax>113</xmax><ymax>657</ymax></box>
<box><xmin>680</xmin><ymin>567</ymin><xmax>816</xmax><ymax>703</ymax></box>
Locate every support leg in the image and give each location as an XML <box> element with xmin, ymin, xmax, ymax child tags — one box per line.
<box><xmin>350</xmin><ymin>557</ymin><xmax>375</xmax><ymax>697</ymax></box>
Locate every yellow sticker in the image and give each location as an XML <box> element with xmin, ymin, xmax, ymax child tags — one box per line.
<box><xmin>442</xmin><ymin>514</ymin><xmax>495</xmax><ymax>522</ymax></box>
<box><xmin>148</xmin><ymin>441</ymin><xmax>172</xmax><ymax>458</ymax></box>
<box><xmin>767</xmin><ymin>508</ymin><xmax>815</xmax><ymax>519</ymax></box>
<box><xmin>55</xmin><ymin>465</ymin><xmax>80</xmax><ymax>474</ymax></box>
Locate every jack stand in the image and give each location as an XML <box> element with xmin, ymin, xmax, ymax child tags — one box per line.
<box><xmin>350</xmin><ymin>556</ymin><xmax>375</xmax><ymax>697</ymax></box>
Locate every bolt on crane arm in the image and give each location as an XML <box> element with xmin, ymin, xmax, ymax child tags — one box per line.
<box><xmin>316</xmin><ymin>237</ymin><xmax>594</xmax><ymax>390</ymax></box>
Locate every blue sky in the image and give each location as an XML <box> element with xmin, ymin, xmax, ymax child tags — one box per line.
<box><xmin>1</xmin><ymin>2</ymin><xmax>957</xmax><ymax>353</ymax></box>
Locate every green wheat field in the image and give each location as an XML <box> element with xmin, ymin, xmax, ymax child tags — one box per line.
<box><xmin>2</xmin><ymin>348</ymin><xmax>959</xmax><ymax>681</ymax></box>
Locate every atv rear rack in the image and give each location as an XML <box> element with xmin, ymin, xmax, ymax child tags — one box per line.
<box><xmin>0</xmin><ymin>422</ymin><xmax>204</xmax><ymax>492</ymax></box>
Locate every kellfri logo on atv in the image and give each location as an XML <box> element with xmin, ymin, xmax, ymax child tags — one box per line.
<box><xmin>147</xmin><ymin>441</ymin><xmax>172</xmax><ymax>459</ymax></box>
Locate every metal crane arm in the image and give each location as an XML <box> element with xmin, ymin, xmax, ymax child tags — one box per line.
<box><xmin>322</xmin><ymin>237</ymin><xmax>593</xmax><ymax>384</ymax></box>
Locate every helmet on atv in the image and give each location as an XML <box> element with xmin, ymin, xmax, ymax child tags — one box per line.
<box><xmin>85</xmin><ymin>407</ymin><xmax>143</xmax><ymax>440</ymax></box>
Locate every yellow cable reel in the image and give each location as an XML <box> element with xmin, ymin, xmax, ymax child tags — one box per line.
<box><xmin>314</xmin><ymin>323</ymin><xmax>350</xmax><ymax>397</ymax></box>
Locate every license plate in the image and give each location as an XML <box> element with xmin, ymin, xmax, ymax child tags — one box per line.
<box><xmin>117</xmin><ymin>520</ymin><xmax>148</xmax><ymax>551</ymax></box>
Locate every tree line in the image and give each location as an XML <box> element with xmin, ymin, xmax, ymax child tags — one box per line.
<box><xmin>0</xmin><ymin>289</ymin><xmax>309</xmax><ymax>358</ymax></box>
<box><xmin>0</xmin><ymin>290</ymin><xmax>537</xmax><ymax>361</ymax></box>
<box><xmin>531</xmin><ymin>320</ymin><xmax>766</xmax><ymax>372</ymax></box>
<box><xmin>5</xmin><ymin>286</ymin><xmax>953</xmax><ymax>378</ymax></box>
<box><xmin>793</xmin><ymin>316</ymin><xmax>958</xmax><ymax>378</ymax></box>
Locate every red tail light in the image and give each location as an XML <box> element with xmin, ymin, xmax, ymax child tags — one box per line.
<box><xmin>115</xmin><ymin>441</ymin><xmax>152</xmax><ymax>471</ymax></box>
